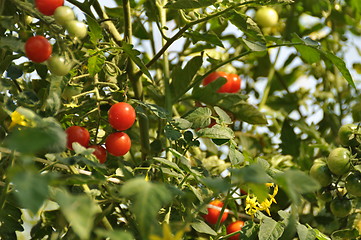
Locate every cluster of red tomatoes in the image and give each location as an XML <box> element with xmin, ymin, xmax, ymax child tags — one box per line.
<box><xmin>24</xmin><ymin>0</ymin><xmax>87</xmax><ymax>75</ymax></box>
<box><xmin>65</xmin><ymin>102</ymin><xmax>136</xmax><ymax>163</ymax></box>
<box><xmin>202</xmin><ymin>71</ymin><xmax>241</xmax><ymax>93</ymax></box>
<box><xmin>203</xmin><ymin>200</ymin><xmax>244</xmax><ymax>240</ymax></box>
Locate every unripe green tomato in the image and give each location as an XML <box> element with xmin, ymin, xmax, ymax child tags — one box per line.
<box><xmin>330</xmin><ymin>198</ymin><xmax>352</xmax><ymax>218</ymax></box>
<box><xmin>255</xmin><ymin>7</ymin><xmax>279</xmax><ymax>28</ymax></box>
<box><xmin>47</xmin><ymin>55</ymin><xmax>72</xmax><ymax>76</ymax></box>
<box><xmin>309</xmin><ymin>163</ymin><xmax>333</xmax><ymax>187</ymax></box>
<box><xmin>345</xmin><ymin>172</ymin><xmax>361</xmax><ymax>197</ymax></box>
<box><xmin>317</xmin><ymin>188</ymin><xmax>332</xmax><ymax>202</ymax></box>
<box><xmin>61</xmin><ymin>85</ymin><xmax>82</xmax><ymax>101</ymax></box>
<box><xmin>338</xmin><ymin>124</ymin><xmax>359</xmax><ymax>147</ymax></box>
<box><xmin>54</xmin><ymin>6</ymin><xmax>75</xmax><ymax>26</ymax></box>
<box><xmin>327</xmin><ymin>148</ymin><xmax>351</xmax><ymax>176</ymax></box>
<box><xmin>66</xmin><ymin>20</ymin><xmax>88</xmax><ymax>39</ymax></box>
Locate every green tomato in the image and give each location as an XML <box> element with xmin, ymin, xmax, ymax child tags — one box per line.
<box><xmin>330</xmin><ymin>198</ymin><xmax>352</xmax><ymax>218</ymax></box>
<box><xmin>61</xmin><ymin>85</ymin><xmax>82</xmax><ymax>101</ymax></box>
<box><xmin>317</xmin><ymin>188</ymin><xmax>332</xmax><ymax>202</ymax></box>
<box><xmin>327</xmin><ymin>148</ymin><xmax>351</xmax><ymax>176</ymax></box>
<box><xmin>338</xmin><ymin>124</ymin><xmax>359</xmax><ymax>147</ymax></box>
<box><xmin>255</xmin><ymin>7</ymin><xmax>279</xmax><ymax>28</ymax></box>
<box><xmin>47</xmin><ymin>55</ymin><xmax>72</xmax><ymax>76</ymax></box>
<box><xmin>54</xmin><ymin>6</ymin><xmax>75</xmax><ymax>26</ymax></box>
<box><xmin>310</xmin><ymin>163</ymin><xmax>333</xmax><ymax>187</ymax></box>
<box><xmin>345</xmin><ymin>172</ymin><xmax>361</xmax><ymax>197</ymax></box>
<box><xmin>66</xmin><ymin>20</ymin><xmax>87</xmax><ymax>39</ymax></box>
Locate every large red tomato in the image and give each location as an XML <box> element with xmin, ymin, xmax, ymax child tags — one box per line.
<box><xmin>202</xmin><ymin>72</ymin><xmax>232</xmax><ymax>93</ymax></box>
<box><xmin>227</xmin><ymin>73</ymin><xmax>241</xmax><ymax>93</ymax></box>
<box><xmin>25</xmin><ymin>36</ymin><xmax>52</xmax><ymax>63</ymax></box>
<box><xmin>65</xmin><ymin>126</ymin><xmax>90</xmax><ymax>150</ymax></box>
<box><xmin>108</xmin><ymin>102</ymin><xmax>136</xmax><ymax>131</ymax></box>
<box><xmin>35</xmin><ymin>0</ymin><xmax>64</xmax><ymax>16</ymax></box>
<box><xmin>105</xmin><ymin>132</ymin><xmax>131</xmax><ymax>156</ymax></box>
<box><xmin>203</xmin><ymin>200</ymin><xmax>228</xmax><ymax>225</ymax></box>
<box><xmin>88</xmin><ymin>145</ymin><xmax>107</xmax><ymax>164</ymax></box>
<box><xmin>226</xmin><ymin>220</ymin><xmax>245</xmax><ymax>240</ymax></box>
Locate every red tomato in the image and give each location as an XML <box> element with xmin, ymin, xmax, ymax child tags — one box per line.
<box><xmin>88</xmin><ymin>145</ymin><xmax>107</xmax><ymax>164</ymax></box>
<box><xmin>25</xmin><ymin>36</ymin><xmax>52</xmax><ymax>63</ymax></box>
<box><xmin>105</xmin><ymin>132</ymin><xmax>131</xmax><ymax>156</ymax></box>
<box><xmin>203</xmin><ymin>200</ymin><xmax>228</xmax><ymax>225</ymax></box>
<box><xmin>108</xmin><ymin>102</ymin><xmax>136</xmax><ymax>131</ymax></box>
<box><xmin>202</xmin><ymin>72</ymin><xmax>232</xmax><ymax>93</ymax></box>
<box><xmin>227</xmin><ymin>221</ymin><xmax>245</xmax><ymax>240</ymax></box>
<box><xmin>227</xmin><ymin>73</ymin><xmax>241</xmax><ymax>93</ymax></box>
<box><xmin>65</xmin><ymin>126</ymin><xmax>90</xmax><ymax>150</ymax></box>
<box><xmin>35</xmin><ymin>0</ymin><xmax>64</xmax><ymax>16</ymax></box>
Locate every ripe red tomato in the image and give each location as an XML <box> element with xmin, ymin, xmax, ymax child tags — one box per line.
<box><xmin>105</xmin><ymin>132</ymin><xmax>131</xmax><ymax>156</ymax></box>
<box><xmin>202</xmin><ymin>72</ymin><xmax>232</xmax><ymax>93</ymax></box>
<box><xmin>25</xmin><ymin>36</ymin><xmax>52</xmax><ymax>63</ymax></box>
<box><xmin>35</xmin><ymin>0</ymin><xmax>64</xmax><ymax>16</ymax></box>
<box><xmin>88</xmin><ymin>145</ymin><xmax>107</xmax><ymax>164</ymax></box>
<box><xmin>226</xmin><ymin>221</ymin><xmax>245</xmax><ymax>240</ymax></box>
<box><xmin>203</xmin><ymin>200</ymin><xmax>228</xmax><ymax>225</ymax></box>
<box><xmin>65</xmin><ymin>126</ymin><xmax>90</xmax><ymax>150</ymax></box>
<box><xmin>227</xmin><ymin>73</ymin><xmax>241</xmax><ymax>93</ymax></box>
<box><xmin>108</xmin><ymin>102</ymin><xmax>136</xmax><ymax>131</ymax></box>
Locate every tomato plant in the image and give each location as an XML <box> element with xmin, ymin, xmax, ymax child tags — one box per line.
<box><xmin>66</xmin><ymin>20</ymin><xmax>88</xmax><ymax>39</ymax></box>
<box><xmin>330</xmin><ymin>198</ymin><xmax>352</xmax><ymax>218</ymax></box>
<box><xmin>35</xmin><ymin>0</ymin><xmax>64</xmax><ymax>16</ymax></box>
<box><xmin>338</xmin><ymin>124</ymin><xmax>359</xmax><ymax>146</ymax></box>
<box><xmin>226</xmin><ymin>220</ymin><xmax>245</xmax><ymax>240</ymax></box>
<box><xmin>88</xmin><ymin>145</ymin><xmax>107</xmax><ymax>164</ymax></box>
<box><xmin>65</xmin><ymin>126</ymin><xmax>90</xmax><ymax>150</ymax></box>
<box><xmin>202</xmin><ymin>200</ymin><xmax>228</xmax><ymax>225</ymax></box>
<box><xmin>53</xmin><ymin>6</ymin><xmax>75</xmax><ymax>26</ymax></box>
<box><xmin>255</xmin><ymin>7</ymin><xmax>279</xmax><ymax>28</ymax></box>
<box><xmin>345</xmin><ymin>172</ymin><xmax>361</xmax><ymax>197</ymax></box>
<box><xmin>327</xmin><ymin>148</ymin><xmax>351</xmax><ymax>176</ymax></box>
<box><xmin>105</xmin><ymin>132</ymin><xmax>131</xmax><ymax>156</ymax></box>
<box><xmin>24</xmin><ymin>36</ymin><xmax>52</xmax><ymax>63</ymax></box>
<box><xmin>47</xmin><ymin>55</ymin><xmax>72</xmax><ymax>76</ymax></box>
<box><xmin>108</xmin><ymin>102</ymin><xmax>136</xmax><ymax>131</ymax></box>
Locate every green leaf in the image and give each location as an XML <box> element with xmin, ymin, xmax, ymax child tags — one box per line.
<box><xmin>185</xmin><ymin>31</ymin><xmax>224</xmax><ymax>47</ymax></box>
<box><xmin>274</xmin><ymin>170</ymin><xmax>320</xmax><ymax>205</ymax></box>
<box><xmin>259</xmin><ymin>216</ymin><xmax>285</xmax><ymax>240</ymax></box>
<box><xmin>10</xmin><ymin>167</ymin><xmax>50</xmax><ymax>213</ymax></box>
<box><xmin>297</xmin><ymin>224</ymin><xmax>316</xmax><ymax>240</ymax></box>
<box><xmin>86</xmin><ymin>15</ymin><xmax>103</xmax><ymax>44</ymax></box>
<box><xmin>331</xmin><ymin>229</ymin><xmax>359</xmax><ymax>239</ymax></box>
<box><xmin>165</xmin><ymin>125</ymin><xmax>182</xmax><ymax>140</ymax></box>
<box><xmin>280</xmin><ymin>119</ymin><xmax>300</xmax><ymax>157</ymax></box>
<box><xmin>230</xmin><ymin>164</ymin><xmax>272</xmax><ymax>184</ymax></box>
<box><xmin>0</xmin><ymin>202</ymin><xmax>24</xmax><ymax>234</ymax></box>
<box><xmin>320</xmin><ymin>50</ymin><xmax>355</xmax><ymax>88</ymax></box>
<box><xmin>120</xmin><ymin>178</ymin><xmax>172</xmax><ymax>238</ymax></box>
<box><xmin>191</xmin><ymin>220</ymin><xmax>217</xmax><ymax>235</ymax></box>
<box><xmin>88</xmin><ymin>54</ymin><xmax>105</xmax><ymax>76</ymax></box>
<box><xmin>214</xmin><ymin>106</ymin><xmax>232</xmax><ymax>124</ymax></box>
<box><xmin>54</xmin><ymin>189</ymin><xmax>101</xmax><ymax>240</ymax></box>
<box><xmin>242</xmin><ymin>38</ymin><xmax>267</xmax><ymax>52</ymax></box>
<box><xmin>95</xmin><ymin>229</ymin><xmax>134</xmax><ymax>240</ymax></box>
<box><xmin>228</xmin><ymin>143</ymin><xmax>244</xmax><ymax>165</ymax></box>
<box><xmin>170</xmin><ymin>55</ymin><xmax>203</xmax><ymax>103</ymax></box>
<box><xmin>184</xmin><ymin>107</ymin><xmax>212</xmax><ymax>129</ymax></box>
<box><xmin>134</xmin><ymin>100</ymin><xmax>170</xmax><ymax>119</ymax></box>
<box><xmin>0</xmin><ymin>36</ymin><xmax>24</xmax><ymax>52</ymax></box>
<box><xmin>122</xmin><ymin>42</ymin><xmax>152</xmax><ymax>80</ymax></box>
<box><xmin>295</xmin><ymin>45</ymin><xmax>321</xmax><ymax>64</ymax></box>
<box><xmin>200</xmin><ymin>177</ymin><xmax>231</xmax><ymax>193</ymax></box>
<box><xmin>165</xmin><ymin>0</ymin><xmax>216</xmax><ymax>9</ymax></box>
<box><xmin>197</xmin><ymin>124</ymin><xmax>234</xmax><ymax>139</ymax></box>
<box><xmin>153</xmin><ymin>157</ymin><xmax>182</xmax><ymax>172</ymax></box>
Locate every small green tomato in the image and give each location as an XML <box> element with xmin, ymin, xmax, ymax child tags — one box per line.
<box><xmin>47</xmin><ymin>55</ymin><xmax>72</xmax><ymax>76</ymax></box>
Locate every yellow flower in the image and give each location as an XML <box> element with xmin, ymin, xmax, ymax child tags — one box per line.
<box><xmin>149</xmin><ymin>223</ymin><xmax>185</xmax><ymax>240</ymax></box>
<box><xmin>244</xmin><ymin>183</ymin><xmax>279</xmax><ymax>217</ymax></box>
<box><xmin>245</xmin><ymin>194</ymin><xmax>260</xmax><ymax>216</ymax></box>
<box><xmin>9</xmin><ymin>111</ymin><xmax>29</xmax><ymax>129</ymax></box>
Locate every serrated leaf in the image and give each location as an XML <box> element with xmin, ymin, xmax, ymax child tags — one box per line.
<box><xmin>214</xmin><ymin>106</ymin><xmax>232</xmax><ymax>124</ymax></box>
<box><xmin>120</xmin><ymin>178</ymin><xmax>172</xmax><ymax>238</ymax></box>
<box><xmin>191</xmin><ymin>220</ymin><xmax>217</xmax><ymax>235</ymax></box>
<box><xmin>134</xmin><ymin>100</ymin><xmax>169</xmax><ymax>119</ymax></box>
<box><xmin>170</xmin><ymin>55</ymin><xmax>203</xmax><ymax>102</ymax></box>
<box><xmin>184</xmin><ymin>107</ymin><xmax>212</xmax><ymax>129</ymax></box>
<box><xmin>86</xmin><ymin>15</ymin><xmax>103</xmax><ymax>44</ymax></box>
<box><xmin>259</xmin><ymin>216</ymin><xmax>285</xmax><ymax>240</ymax></box>
<box><xmin>54</xmin><ymin>189</ymin><xmax>100</xmax><ymax>240</ymax></box>
<box><xmin>88</xmin><ymin>54</ymin><xmax>105</xmax><ymax>76</ymax></box>
<box><xmin>173</xmin><ymin>118</ymin><xmax>192</xmax><ymax>130</ymax></box>
<box><xmin>297</xmin><ymin>224</ymin><xmax>316</xmax><ymax>240</ymax></box>
<box><xmin>165</xmin><ymin>0</ymin><xmax>216</xmax><ymax>9</ymax></box>
<box><xmin>185</xmin><ymin>31</ymin><xmax>224</xmax><ymax>47</ymax></box>
<box><xmin>122</xmin><ymin>42</ymin><xmax>152</xmax><ymax>80</ymax></box>
<box><xmin>153</xmin><ymin>157</ymin><xmax>182</xmax><ymax>172</ymax></box>
<box><xmin>200</xmin><ymin>177</ymin><xmax>231</xmax><ymax>193</ymax></box>
<box><xmin>230</xmin><ymin>164</ymin><xmax>271</xmax><ymax>184</ymax></box>
<box><xmin>331</xmin><ymin>229</ymin><xmax>359</xmax><ymax>239</ymax></box>
<box><xmin>242</xmin><ymin>38</ymin><xmax>267</xmax><ymax>52</ymax></box>
<box><xmin>228</xmin><ymin>143</ymin><xmax>244</xmax><ymax>165</ymax></box>
<box><xmin>197</xmin><ymin>124</ymin><xmax>234</xmax><ymax>139</ymax></box>
<box><xmin>165</xmin><ymin>125</ymin><xmax>182</xmax><ymax>140</ymax></box>
<box><xmin>0</xmin><ymin>37</ymin><xmax>24</xmax><ymax>52</ymax></box>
